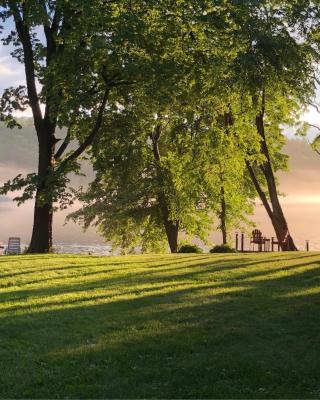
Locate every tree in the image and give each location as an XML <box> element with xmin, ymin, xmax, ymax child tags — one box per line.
<box><xmin>0</xmin><ymin>0</ymin><xmax>195</xmax><ymax>253</ymax></box>
<box><xmin>0</xmin><ymin>1</ymin><xmax>126</xmax><ymax>252</ymax></box>
<box><xmin>245</xmin><ymin>89</ymin><xmax>299</xmax><ymax>250</ymax></box>
<box><xmin>215</xmin><ymin>161</ymin><xmax>255</xmax><ymax>246</ymax></box>
<box><xmin>212</xmin><ymin>110</ymin><xmax>256</xmax><ymax>245</ymax></box>
<box><xmin>67</xmin><ymin>0</ymin><xmax>244</xmax><ymax>253</ymax></box>
<box><xmin>70</xmin><ymin>95</ymin><xmax>221</xmax><ymax>253</ymax></box>
<box><xmin>215</xmin><ymin>0</ymin><xmax>317</xmax><ymax>250</ymax></box>
<box><xmin>70</xmin><ymin>76</ymin><xmax>261</xmax><ymax>253</ymax></box>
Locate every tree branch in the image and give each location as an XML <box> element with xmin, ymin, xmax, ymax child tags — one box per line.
<box><xmin>261</xmin><ymin>88</ymin><xmax>265</xmax><ymax>117</ymax></box>
<box><xmin>54</xmin><ymin>129</ymin><xmax>72</xmax><ymax>160</ymax></box>
<box><xmin>9</xmin><ymin>1</ymin><xmax>43</xmax><ymax>128</ymax></box>
<box><xmin>306</xmin><ymin>123</ymin><xmax>320</xmax><ymax>132</ymax></box>
<box><xmin>151</xmin><ymin>124</ymin><xmax>163</xmax><ymax>162</ymax></box>
<box><xmin>307</xmin><ymin>102</ymin><xmax>320</xmax><ymax>114</ymax></box>
<box><xmin>39</xmin><ymin>1</ymin><xmax>61</xmax><ymax>125</ymax></box>
<box><xmin>50</xmin><ymin>6</ymin><xmax>61</xmax><ymax>34</ymax></box>
<box><xmin>246</xmin><ymin>161</ymin><xmax>274</xmax><ymax>220</ymax></box>
<box><xmin>58</xmin><ymin>87</ymin><xmax>110</xmax><ymax>167</ymax></box>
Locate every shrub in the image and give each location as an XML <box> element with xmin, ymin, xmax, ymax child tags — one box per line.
<box><xmin>178</xmin><ymin>244</ymin><xmax>203</xmax><ymax>253</ymax></box>
<box><xmin>210</xmin><ymin>244</ymin><xmax>236</xmax><ymax>253</ymax></box>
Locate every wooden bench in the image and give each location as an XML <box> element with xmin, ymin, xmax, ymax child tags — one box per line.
<box><xmin>271</xmin><ymin>231</ymin><xmax>289</xmax><ymax>251</ymax></box>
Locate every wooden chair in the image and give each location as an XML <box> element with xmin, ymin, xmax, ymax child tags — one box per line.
<box><xmin>0</xmin><ymin>242</ymin><xmax>4</xmax><ymax>255</ymax></box>
<box><xmin>271</xmin><ymin>232</ymin><xmax>289</xmax><ymax>252</ymax></box>
<box><xmin>6</xmin><ymin>237</ymin><xmax>21</xmax><ymax>255</ymax></box>
<box><xmin>250</xmin><ymin>229</ymin><xmax>267</xmax><ymax>252</ymax></box>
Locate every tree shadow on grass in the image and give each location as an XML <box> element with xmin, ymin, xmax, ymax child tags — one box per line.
<box><xmin>1</xmin><ymin>258</ymin><xmax>320</xmax><ymax>319</ymax></box>
<box><xmin>0</xmin><ymin>252</ymin><xmax>315</xmax><ymax>287</ymax></box>
<box><xmin>1</xmin><ymin>254</ymin><xmax>320</xmax><ymax>398</ymax></box>
<box><xmin>0</xmin><ymin>254</ymin><xmax>211</xmax><ymax>280</ymax></box>
<box><xmin>1</xmin><ymin>255</ymin><xmax>319</xmax><ymax>304</ymax></box>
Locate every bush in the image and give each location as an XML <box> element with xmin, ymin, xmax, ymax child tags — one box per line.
<box><xmin>210</xmin><ymin>244</ymin><xmax>236</xmax><ymax>253</ymax></box>
<box><xmin>178</xmin><ymin>244</ymin><xmax>203</xmax><ymax>254</ymax></box>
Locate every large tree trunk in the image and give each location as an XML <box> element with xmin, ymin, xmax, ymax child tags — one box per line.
<box><xmin>246</xmin><ymin>161</ymin><xmax>297</xmax><ymax>251</ymax></box>
<box><xmin>246</xmin><ymin>96</ymin><xmax>297</xmax><ymax>251</ymax></box>
<box><xmin>151</xmin><ymin>123</ymin><xmax>180</xmax><ymax>253</ymax></box>
<box><xmin>271</xmin><ymin>208</ymin><xmax>296</xmax><ymax>251</ymax></box>
<box><xmin>259</xmin><ymin>161</ymin><xmax>297</xmax><ymax>250</ymax></box>
<box><xmin>158</xmin><ymin>190</ymin><xmax>179</xmax><ymax>253</ymax></box>
<box><xmin>10</xmin><ymin>10</ymin><xmax>58</xmax><ymax>254</ymax></box>
<box><xmin>12</xmin><ymin>7</ymin><xmax>109</xmax><ymax>254</ymax></box>
<box><xmin>256</xmin><ymin>111</ymin><xmax>297</xmax><ymax>251</ymax></box>
<box><xmin>163</xmin><ymin>217</ymin><xmax>179</xmax><ymax>253</ymax></box>
<box><xmin>28</xmin><ymin>201</ymin><xmax>53</xmax><ymax>253</ymax></box>
<box><xmin>28</xmin><ymin>126</ymin><xmax>55</xmax><ymax>253</ymax></box>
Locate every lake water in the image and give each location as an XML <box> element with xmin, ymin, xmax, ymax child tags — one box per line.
<box><xmin>0</xmin><ymin>194</ymin><xmax>319</xmax><ymax>254</ymax></box>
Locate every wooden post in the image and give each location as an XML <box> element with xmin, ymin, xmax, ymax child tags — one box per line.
<box><xmin>271</xmin><ymin>237</ymin><xmax>274</xmax><ymax>252</ymax></box>
<box><xmin>241</xmin><ymin>233</ymin><xmax>244</xmax><ymax>252</ymax></box>
<box><xmin>235</xmin><ymin>233</ymin><xmax>239</xmax><ymax>251</ymax></box>
<box><xmin>266</xmin><ymin>239</ymin><xmax>270</xmax><ymax>252</ymax></box>
<box><xmin>306</xmin><ymin>240</ymin><xmax>309</xmax><ymax>251</ymax></box>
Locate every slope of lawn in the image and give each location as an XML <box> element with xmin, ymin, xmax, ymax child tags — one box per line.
<box><xmin>0</xmin><ymin>252</ymin><xmax>320</xmax><ymax>399</ymax></box>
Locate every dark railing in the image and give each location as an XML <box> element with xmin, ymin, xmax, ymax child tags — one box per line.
<box><xmin>235</xmin><ymin>232</ymin><xmax>310</xmax><ymax>252</ymax></box>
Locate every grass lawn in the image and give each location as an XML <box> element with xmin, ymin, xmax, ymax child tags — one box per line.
<box><xmin>0</xmin><ymin>252</ymin><xmax>320</xmax><ymax>398</ymax></box>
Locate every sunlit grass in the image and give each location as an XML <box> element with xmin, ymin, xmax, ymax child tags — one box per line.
<box><xmin>0</xmin><ymin>252</ymin><xmax>320</xmax><ymax>398</ymax></box>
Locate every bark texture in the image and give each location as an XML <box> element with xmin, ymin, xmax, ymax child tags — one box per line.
<box><xmin>28</xmin><ymin>122</ymin><xmax>56</xmax><ymax>253</ymax></box>
<box><xmin>161</xmin><ymin>202</ymin><xmax>179</xmax><ymax>253</ymax></box>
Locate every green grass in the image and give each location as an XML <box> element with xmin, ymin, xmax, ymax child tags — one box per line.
<box><xmin>1</xmin><ymin>252</ymin><xmax>320</xmax><ymax>398</ymax></box>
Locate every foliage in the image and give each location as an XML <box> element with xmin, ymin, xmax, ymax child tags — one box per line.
<box><xmin>69</xmin><ymin>3</ymin><xmax>258</xmax><ymax>251</ymax></box>
<box><xmin>178</xmin><ymin>244</ymin><xmax>203</xmax><ymax>254</ymax></box>
<box><xmin>0</xmin><ymin>1</ymin><xmax>203</xmax><ymax>227</ymax></box>
<box><xmin>210</xmin><ymin>244</ymin><xmax>236</xmax><ymax>253</ymax></box>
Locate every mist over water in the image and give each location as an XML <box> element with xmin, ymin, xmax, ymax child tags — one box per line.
<box><xmin>253</xmin><ymin>202</ymin><xmax>320</xmax><ymax>251</ymax></box>
<box><xmin>0</xmin><ymin>138</ymin><xmax>319</xmax><ymax>252</ymax></box>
